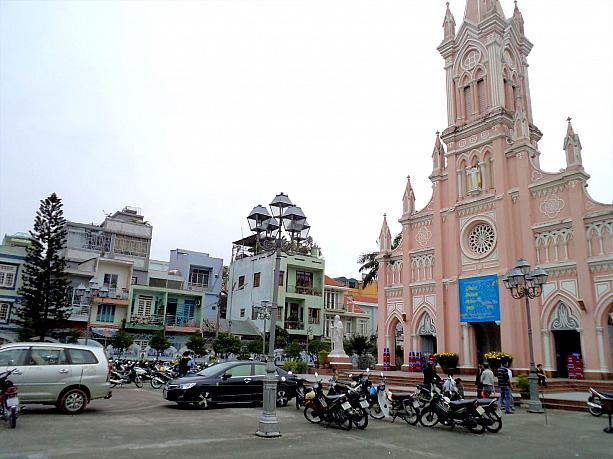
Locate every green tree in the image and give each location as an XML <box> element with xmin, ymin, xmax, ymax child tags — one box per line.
<box><xmin>186</xmin><ymin>333</ymin><xmax>207</xmax><ymax>356</ymax></box>
<box><xmin>284</xmin><ymin>341</ymin><xmax>302</xmax><ymax>359</ymax></box>
<box><xmin>347</xmin><ymin>335</ymin><xmax>369</xmax><ymax>356</ymax></box>
<box><xmin>16</xmin><ymin>193</ymin><xmax>71</xmax><ymax>341</ymax></box>
<box><xmin>66</xmin><ymin>329</ymin><xmax>81</xmax><ymax>344</ymax></box>
<box><xmin>308</xmin><ymin>339</ymin><xmax>330</xmax><ymax>355</ymax></box>
<box><xmin>213</xmin><ymin>331</ymin><xmax>241</xmax><ymax>359</ymax></box>
<box><xmin>247</xmin><ymin>336</ymin><xmax>264</xmax><ymax>355</ymax></box>
<box><xmin>111</xmin><ymin>330</ymin><xmax>133</xmax><ymax>357</ymax></box>
<box><xmin>149</xmin><ymin>332</ymin><xmax>171</xmax><ymax>359</ymax></box>
<box><xmin>274</xmin><ymin>325</ymin><xmax>289</xmax><ymax>348</ymax></box>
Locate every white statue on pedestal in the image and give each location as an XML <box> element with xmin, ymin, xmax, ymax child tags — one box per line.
<box><xmin>330</xmin><ymin>314</ymin><xmax>348</xmax><ymax>357</ymax></box>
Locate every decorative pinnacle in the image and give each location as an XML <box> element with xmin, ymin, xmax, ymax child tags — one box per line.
<box><xmin>567</xmin><ymin>116</ymin><xmax>572</xmax><ymax>123</ymax></box>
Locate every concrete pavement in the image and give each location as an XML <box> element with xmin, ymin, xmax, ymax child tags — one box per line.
<box><xmin>2</xmin><ymin>385</ymin><xmax>612</xmax><ymax>459</ymax></box>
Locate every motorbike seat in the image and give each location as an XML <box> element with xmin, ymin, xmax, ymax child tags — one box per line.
<box><xmin>323</xmin><ymin>394</ymin><xmax>344</xmax><ymax>402</ymax></box>
<box><xmin>390</xmin><ymin>392</ymin><xmax>414</xmax><ymax>401</ymax></box>
<box><xmin>449</xmin><ymin>399</ymin><xmax>475</xmax><ymax>409</ymax></box>
<box><xmin>476</xmin><ymin>398</ymin><xmax>495</xmax><ymax>405</ymax></box>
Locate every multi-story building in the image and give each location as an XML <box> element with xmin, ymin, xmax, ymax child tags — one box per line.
<box><xmin>227</xmin><ymin>237</ymin><xmax>325</xmax><ymax>340</ymax></box>
<box><xmin>376</xmin><ymin>1</ymin><xmax>613</xmax><ymax>379</ymax></box>
<box><xmin>124</xmin><ymin>249</ymin><xmax>223</xmax><ymax>354</ymax></box>
<box><xmin>324</xmin><ymin>276</ymin><xmax>377</xmax><ymax>339</ymax></box>
<box><xmin>63</xmin><ymin>206</ymin><xmax>152</xmax><ymax>336</ymax></box>
<box><xmin>0</xmin><ymin>233</ymin><xmax>30</xmax><ymax>343</ymax></box>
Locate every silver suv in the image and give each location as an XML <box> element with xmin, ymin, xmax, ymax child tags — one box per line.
<box><xmin>0</xmin><ymin>342</ymin><xmax>112</xmax><ymax>414</ymax></box>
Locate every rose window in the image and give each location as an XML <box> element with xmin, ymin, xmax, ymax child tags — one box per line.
<box><xmin>467</xmin><ymin>223</ymin><xmax>496</xmax><ymax>256</ymax></box>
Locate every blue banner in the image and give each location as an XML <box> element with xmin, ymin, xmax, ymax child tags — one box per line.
<box><xmin>459</xmin><ymin>274</ymin><xmax>500</xmax><ymax>323</ymax></box>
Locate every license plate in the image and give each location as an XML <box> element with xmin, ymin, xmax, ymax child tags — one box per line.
<box><xmin>341</xmin><ymin>401</ymin><xmax>352</xmax><ymax>410</ymax></box>
<box><xmin>495</xmin><ymin>409</ymin><xmax>502</xmax><ymax>417</ymax></box>
<box><xmin>360</xmin><ymin>400</ymin><xmax>369</xmax><ymax>408</ymax></box>
<box><xmin>6</xmin><ymin>397</ymin><xmax>18</xmax><ymax>408</ymax></box>
<box><xmin>476</xmin><ymin>406</ymin><xmax>485</xmax><ymax>415</ymax></box>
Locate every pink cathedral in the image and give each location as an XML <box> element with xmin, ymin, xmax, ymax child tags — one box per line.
<box><xmin>376</xmin><ymin>0</ymin><xmax>613</xmax><ymax>379</ymax></box>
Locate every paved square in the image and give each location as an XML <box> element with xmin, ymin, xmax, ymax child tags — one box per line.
<box><xmin>2</xmin><ymin>387</ymin><xmax>611</xmax><ymax>459</ymax></box>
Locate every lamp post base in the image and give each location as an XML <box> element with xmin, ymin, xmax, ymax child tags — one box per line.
<box><xmin>255</xmin><ymin>414</ymin><xmax>282</xmax><ymax>438</ymax></box>
<box><xmin>527</xmin><ymin>372</ymin><xmax>544</xmax><ymax>413</ymax></box>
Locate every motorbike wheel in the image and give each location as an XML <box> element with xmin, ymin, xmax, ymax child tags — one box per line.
<box><xmin>134</xmin><ymin>376</ymin><xmax>143</xmax><ymax>388</ymax></box>
<box><xmin>352</xmin><ymin>408</ymin><xmax>369</xmax><ymax>430</ymax></box>
<box><xmin>401</xmin><ymin>404</ymin><xmax>419</xmax><ymax>426</ymax></box>
<box><xmin>466</xmin><ymin>416</ymin><xmax>486</xmax><ymax>434</ymax></box>
<box><xmin>8</xmin><ymin>407</ymin><xmax>17</xmax><ymax>429</ymax></box>
<box><xmin>151</xmin><ymin>378</ymin><xmax>163</xmax><ymax>390</ymax></box>
<box><xmin>335</xmin><ymin>410</ymin><xmax>353</xmax><ymax>431</ymax></box>
<box><xmin>484</xmin><ymin>412</ymin><xmax>503</xmax><ymax>433</ymax></box>
<box><xmin>588</xmin><ymin>396</ymin><xmax>603</xmax><ymax>417</ymax></box>
<box><xmin>369</xmin><ymin>402</ymin><xmax>385</xmax><ymax>420</ymax></box>
<box><xmin>419</xmin><ymin>408</ymin><xmax>439</xmax><ymax>427</ymax></box>
<box><xmin>304</xmin><ymin>406</ymin><xmax>322</xmax><ymax>424</ymax></box>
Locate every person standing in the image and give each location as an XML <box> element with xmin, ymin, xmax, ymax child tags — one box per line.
<box><xmin>480</xmin><ymin>363</ymin><xmax>495</xmax><ymax>398</ymax></box>
<box><xmin>423</xmin><ymin>361</ymin><xmax>441</xmax><ymax>389</ymax></box>
<box><xmin>496</xmin><ymin>361</ymin><xmax>512</xmax><ymax>414</ymax></box>
<box><xmin>475</xmin><ymin>363</ymin><xmax>484</xmax><ymax>395</ymax></box>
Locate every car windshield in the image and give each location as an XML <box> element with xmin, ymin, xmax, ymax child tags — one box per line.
<box><xmin>196</xmin><ymin>362</ymin><xmax>236</xmax><ymax>378</ymax></box>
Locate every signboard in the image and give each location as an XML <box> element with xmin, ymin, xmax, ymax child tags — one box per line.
<box><xmin>459</xmin><ymin>274</ymin><xmax>500</xmax><ymax>323</ymax></box>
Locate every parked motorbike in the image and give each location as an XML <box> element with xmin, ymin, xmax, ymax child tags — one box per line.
<box><xmin>327</xmin><ymin>375</ymin><xmax>370</xmax><ymax>429</ymax></box>
<box><xmin>303</xmin><ymin>373</ymin><xmax>354</xmax><ymax>430</ymax></box>
<box><xmin>477</xmin><ymin>397</ymin><xmax>503</xmax><ymax>433</ymax></box>
<box><xmin>369</xmin><ymin>372</ymin><xmax>419</xmax><ymax>425</ymax></box>
<box><xmin>587</xmin><ymin>387</ymin><xmax>613</xmax><ymax>417</ymax></box>
<box><xmin>109</xmin><ymin>362</ymin><xmax>144</xmax><ymax>388</ymax></box>
<box><xmin>419</xmin><ymin>392</ymin><xmax>486</xmax><ymax>433</ymax></box>
<box><xmin>150</xmin><ymin>366</ymin><xmax>178</xmax><ymax>389</ymax></box>
<box><xmin>0</xmin><ymin>369</ymin><xmax>18</xmax><ymax>429</ymax></box>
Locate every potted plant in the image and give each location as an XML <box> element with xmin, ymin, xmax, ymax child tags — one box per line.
<box><xmin>515</xmin><ymin>373</ymin><xmax>530</xmax><ymax>399</ymax></box>
<box><xmin>318</xmin><ymin>349</ymin><xmax>329</xmax><ymax>369</ymax></box>
<box><xmin>433</xmin><ymin>352</ymin><xmax>459</xmax><ymax>375</ymax></box>
<box><xmin>484</xmin><ymin>351</ymin><xmax>513</xmax><ymax>370</ymax></box>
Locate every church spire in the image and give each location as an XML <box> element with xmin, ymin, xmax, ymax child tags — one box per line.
<box><xmin>563</xmin><ymin>117</ymin><xmax>583</xmax><ymax>169</ymax></box>
<box><xmin>442</xmin><ymin>2</ymin><xmax>456</xmax><ymax>42</ymax></box>
<box><xmin>403</xmin><ymin>176</ymin><xmax>416</xmax><ymax>216</ymax></box>
<box><xmin>432</xmin><ymin>131</ymin><xmax>446</xmax><ymax>174</ymax></box>
<box><xmin>463</xmin><ymin>0</ymin><xmax>505</xmax><ymax>24</ymax></box>
<box><xmin>378</xmin><ymin>214</ymin><xmax>392</xmax><ymax>252</ymax></box>
<box><xmin>512</xmin><ymin>1</ymin><xmax>525</xmax><ymax>34</ymax></box>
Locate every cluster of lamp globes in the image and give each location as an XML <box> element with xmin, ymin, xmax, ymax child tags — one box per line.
<box><xmin>502</xmin><ymin>259</ymin><xmax>549</xmax><ymax>299</ymax></box>
<box><xmin>247</xmin><ymin>192</ymin><xmax>310</xmax><ymax>242</ymax></box>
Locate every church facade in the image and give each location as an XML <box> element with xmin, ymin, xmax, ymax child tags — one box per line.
<box><xmin>376</xmin><ymin>0</ymin><xmax>613</xmax><ymax>379</ymax></box>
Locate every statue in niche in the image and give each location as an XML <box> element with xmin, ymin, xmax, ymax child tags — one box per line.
<box><xmin>465</xmin><ymin>163</ymin><xmax>482</xmax><ymax>192</ymax></box>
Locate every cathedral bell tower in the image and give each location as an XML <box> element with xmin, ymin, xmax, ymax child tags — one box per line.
<box><xmin>437</xmin><ymin>0</ymin><xmax>541</xmax><ymax>200</ymax></box>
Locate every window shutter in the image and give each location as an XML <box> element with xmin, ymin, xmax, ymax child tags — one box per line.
<box><xmin>464</xmin><ymin>86</ymin><xmax>473</xmax><ymax>119</ymax></box>
<box><xmin>477</xmin><ymin>80</ymin><xmax>486</xmax><ymax>114</ymax></box>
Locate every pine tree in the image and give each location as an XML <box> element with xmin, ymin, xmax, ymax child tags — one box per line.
<box><xmin>16</xmin><ymin>193</ymin><xmax>71</xmax><ymax>341</ymax></box>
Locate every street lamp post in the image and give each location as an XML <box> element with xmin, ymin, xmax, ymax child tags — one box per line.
<box><xmin>254</xmin><ymin>301</ymin><xmax>273</xmax><ymax>358</ymax></box>
<box><xmin>502</xmin><ymin>259</ymin><xmax>549</xmax><ymax>413</ymax></box>
<box><xmin>247</xmin><ymin>193</ymin><xmax>310</xmax><ymax>438</ymax></box>
<box><xmin>305</xmin><ymin>326</ymin><xmax>313</xmax><ymax>375</ymax></box>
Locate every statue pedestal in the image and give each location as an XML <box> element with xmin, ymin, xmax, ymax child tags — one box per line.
<box><xmin>328</xmin><ymin>354</ymin><xmax>352</xmax><ymax>370</ymax></box>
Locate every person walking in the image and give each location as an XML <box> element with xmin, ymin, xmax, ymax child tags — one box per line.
<box><xmin>475</xmin><ymin>363</ymin><xmax>484</xmax><ymax>395</ymax></box>
<box><xmin>480</xmin><ymin>363</ymin><xmax>495</xmax><ymax>398</ymax></box>
<box><xmin>496</xmin><ymin>361</ymin><xmax>512</xmax><ymax>414</ymax></box>
<box><xmin>536</xmin><ymin>364</ymin><xmax>547</xmax><ymax>387</ymax></box>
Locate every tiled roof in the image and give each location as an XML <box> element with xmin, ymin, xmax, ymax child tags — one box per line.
<box><xmin>350</xmin><ymin>295</ymin><xmax>378</xmax><ymax>305</ymax></box>
<box><xmin>324</xmin><ymin>275</ymin><xmax>344</xmax><ymax>287</ymax></box>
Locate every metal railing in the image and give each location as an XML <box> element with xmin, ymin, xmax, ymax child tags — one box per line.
<box><xmin>129</xmin><ymin>314</ymin><xmax>164</xmax><ymax>325</ymax></box>
<box><xmin>286</xmin><ymin>285</ymin><xmax>322</xmax><ymax>296</ymax></box>
<box><xmin>285</xmin><ymin>320</ymin><xmax>304</xmax><ymax>330</ymax></box>
<box><xmin>164</xmin><ymin>315</ymin><xmax>199</xmax><ymax>328</ymax></box>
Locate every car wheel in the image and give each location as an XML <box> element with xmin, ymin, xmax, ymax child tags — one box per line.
<box><xmin>276</xmin><ymin>389</ymin><xmax>289</xmax><ymax>407</ymax></box>
<box><xmin>194</xmin><ymin>391</ymin><xmax>213</xmax><ymax>410</ymax></box>
<box><xmin>59</xmin><ymin>388</ymin><xmax>88</xmax><ymax>414</ymax></box>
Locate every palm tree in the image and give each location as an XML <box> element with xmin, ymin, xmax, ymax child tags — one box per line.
<box><xmin>357</xmin><ymin>232</ymin><xmax>402</xmax><ymax>287</ymax></box>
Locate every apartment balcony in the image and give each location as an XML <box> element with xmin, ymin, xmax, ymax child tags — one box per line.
<box><xmin>286</xmin><ymin>285</ymin><xmax>322</xmax><ymax>296</ymax></box>
<box><xmin>126</xmin><ymin>314</ymin><xmax>164</xmax><ymax>330</ymax></box>
<box><xmin>164</xmin><ymin>314</ymin><xmax>200</xmax><ymax>333</ymax></box>
<box><xmin>68</xmin><ymin>305</ymin><xmax>90</xmax><ymax>322</ymax></box>
<box><xmin>285</xmin><ymin>320</ymin><xmax>304</xmax><ymax>330</ymax></box>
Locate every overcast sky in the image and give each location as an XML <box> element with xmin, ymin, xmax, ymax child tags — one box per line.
<box><xmin>1</xmin><ymin>0</ymin><xmax>612</xmax><ymax>278</ymax></box>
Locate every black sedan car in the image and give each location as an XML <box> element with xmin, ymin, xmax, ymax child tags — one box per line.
<box><xmin>163</xmin><ymin>361</ymin><xmax>301</xmax><ymax>409</ymax></box>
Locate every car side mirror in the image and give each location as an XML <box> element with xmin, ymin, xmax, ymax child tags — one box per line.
<box><xmin>221</xmin><ymin>373</ymin><xmax>231</xmax><ymax>380</ymax></box>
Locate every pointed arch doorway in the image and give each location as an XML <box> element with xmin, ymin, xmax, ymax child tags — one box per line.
<box><xmin>550</xmin><ymin>302</ymin><xmax>582</xmax><ymax>378</ymax></box>
<box><xmin>417</xmin><ymin>312</ymin><xmax>437</xmax><ymax>356</ymax></box>
<box><xmin>473</xmin><ymin>322</ymin><xmax>501</xmax><ymax>364</ymax></box>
